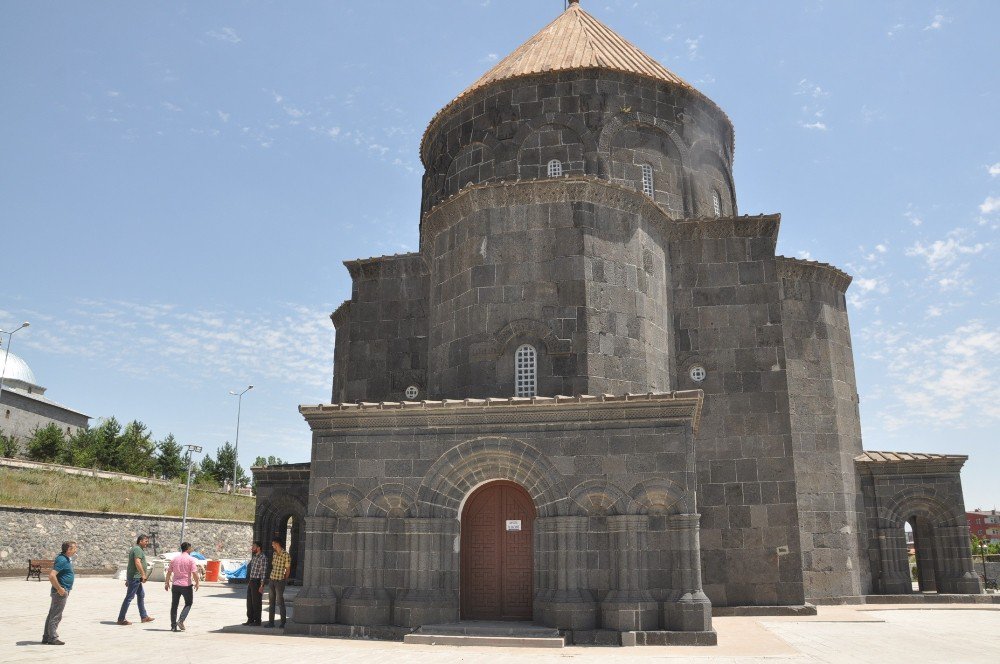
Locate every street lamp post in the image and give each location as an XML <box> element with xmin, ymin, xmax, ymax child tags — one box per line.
<box><xmin>981</xmin><ymin>541</ymin><xmax>989</xmax><ymax>591</ymax></box>
<box><xmin>228</xmin><ymin>385</ymin><xmax>253</xmax><ymax>494</ymax></box>
<box><xmin>0</xmin><ymin>321</ymin><xmax>31</xmax><ymax>399</ymax></box>
<box><xmin>179</xmin><ymin>444</ymin><xmax>203</xmax><ymax>548</ymax></box>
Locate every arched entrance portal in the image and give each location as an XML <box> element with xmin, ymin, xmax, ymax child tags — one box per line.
<box><xmin>460</xmin><ymin>481</ymin><xmax>536</xmax><ymax>620</ymax></box>
<box><xmin>909</xmin><ymin>515</ymin><xmax>939</xmax><ymax>592</ymax></box>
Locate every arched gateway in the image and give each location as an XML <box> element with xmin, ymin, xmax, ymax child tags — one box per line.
<box><xmin>460</xmin><ymin>481</ymin><xmax>536</xmax><ymax>620</ymax></box>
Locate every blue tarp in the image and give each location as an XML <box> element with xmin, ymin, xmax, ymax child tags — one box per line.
<box><xmin>228</xmin><ymin>562</ymin><xmax>248</xmax><ymax>579</ymax></box>
<box><xmin>191</xmin><ymin>552</ymin><xmax>207</xmax><ymax>560</ymax></box>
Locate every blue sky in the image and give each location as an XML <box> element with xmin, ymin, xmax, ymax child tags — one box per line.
<box><xmin>1</xmin><ymin>1</ymin><xmax>997</xmax><ymax>509</ymax></box>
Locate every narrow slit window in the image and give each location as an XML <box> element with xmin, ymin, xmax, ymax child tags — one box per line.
<box><xmin>515</xmin><ymin>344</ymin><xmax>537</xmax><ymax>397</ymax></box>
<box><xmin>547</xmin><ymin>159</ymin><xmax>563</xmax><ymax>178</ymax></box>
<box><xmin>641</xmin><ymin>164</ymin><xmax>654</xmax><ymax>197</ymax></box>
<box><xmin>712</xmin><ymin>190</ymin><xmax>722</xmax><ymax>217</ymax></box>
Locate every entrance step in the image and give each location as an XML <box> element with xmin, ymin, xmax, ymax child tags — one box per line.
<box><xmin>405</xmin><ymin>621</ymin><xmax>564</xmax><ymax>648</ymax></box>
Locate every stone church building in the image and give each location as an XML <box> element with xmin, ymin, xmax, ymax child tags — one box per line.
<box><xmin>254</xmin><ymin>1</ymin><xmax>983</xmax><ymax>645</ymax></box>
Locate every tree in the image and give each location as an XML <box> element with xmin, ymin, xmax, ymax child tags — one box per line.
<box><xmin>155</xmin><ymin>434</ymin><xmax>186</xmax><ymax>480</ymax></box>
<box><xmin>196</xmin><ymin>454</ymin><xmax>219</xmax><ymax>486</ymax></box>
<box><xmin>252</xmin><ymin>455</ymin><xmax>285</xmax><ymax>467</ymax></box>
<box><xmin>89</xmin><ymin>417</ymin><xmax>123</xmax><ymax>471</ymax></box>
<box><xmin>117</xmin><ymin>420</ymin><xmax>156</xmax><ymax>476</ymax></box>
<box><xmin>212</xmin><ymin>441</ymin><xmax>248</xmax><ymax>488</ymax></box>
<box><xmin>26</xmin><ymin>423</ymin><xmax>65</xmax><ymax>462</ymax></box>
<box><xmin>0</xmin><ymin>430</ymin><xmax>19</xmax><ymax>458</ymax></box>
<box><xmin>64</xmin><ymin>426</ymin><xmax>98</xmax><ymax>467</ymax></box>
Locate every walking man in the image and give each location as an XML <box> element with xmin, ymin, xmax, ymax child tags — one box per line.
<box><xmin>164</xmin><ymin>542</ymin><xmax>200</xmax><ymax>632</ymax></box>
<box><xmin>117</xmin><ymin>534</ymin><xmax>154</xmax><ymax>625</ymax></box>
<box><xmin>243</xmin><ymin>541</ymin><xmax>268</xmax><ymax>626</ymax></box>
<box><xmin>266</xmin><ymin>537</ymin><xmax>291</xmax><ymax>628</ymax></box>
<box><xmin>42</xmin><ymin>540</ymin><xmax>78</xmax><ymax>645</ymax></box>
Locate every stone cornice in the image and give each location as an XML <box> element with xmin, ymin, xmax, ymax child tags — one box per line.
<box><xmin>776</xmin><ymin>256</ymin><xmax>853</xmax><ymax>293</ymax></box>
<box><xmin>419</xmin><ymin>175</ymin><xmax>779</xmax><ymax>250</ymax></box>
<box><xmin>330</xmin><ymin>300</ymin><xmax>351</xmax><ymax>328</ymax></box>
<box><xmin>855</xmin><ymin>451</ymin><xmax>968</xmax><ymax>476</ymax></box>
<box><xmin>343</xmin><ymin>252</ymin><xmax>426</xmax><ymax>280</ymax></box>
<box><xmin>300</xmin><ymin>390</ymin><xmax>704</xmax><ymax>434</ymax></box>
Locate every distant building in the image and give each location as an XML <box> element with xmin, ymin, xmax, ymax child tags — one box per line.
<box><xmin>968</xmin><ymin>509</ymin><xmax>1000</xmax><ymax>544</ymax></box>
<box><xmin>0</xmin><ymin>351</ymin><xmax>89</xmax><ymax>450</ymax></box>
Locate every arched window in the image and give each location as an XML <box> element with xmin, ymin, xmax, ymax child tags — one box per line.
<box><xmin>515</xmin><ymin>344</ymin><xmax>537</xmax><ymax>397</ymax></box>
<box><xmin>547</xmin><ymin>159</ymin><xmax>562</xmax><ymax>178</ymax></box>
<box><xmin>712</xmin><ymin>190</ymin><xmax>722</xmax><ymax>217</ymax></box>
<box><xmin>641</xmin><ymin>164</ymin><xmax>654</xmax><ymax>197</ymax></box>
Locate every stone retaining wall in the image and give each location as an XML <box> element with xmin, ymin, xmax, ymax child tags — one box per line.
<box><xmin>0</xmin><ymin>506</ymin><xmax>252</xmax><ymax>573</ymax></box>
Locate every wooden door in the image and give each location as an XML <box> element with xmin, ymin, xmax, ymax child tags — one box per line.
<box><xmin>461</xmin><ymin>481</ymin><xmax>535</xmax><ymax>620</ymax></box>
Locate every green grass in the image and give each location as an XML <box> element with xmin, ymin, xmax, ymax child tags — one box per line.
<box><xmin>0</xmin><ymin>467</ymin><xmax>255</xmax><ymax>521</ymax></box>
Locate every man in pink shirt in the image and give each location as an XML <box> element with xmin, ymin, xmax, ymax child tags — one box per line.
<box><xmin>164</xmin><ymin>542</ymin><xmax>200</xmax><ymax>632</ymax></box>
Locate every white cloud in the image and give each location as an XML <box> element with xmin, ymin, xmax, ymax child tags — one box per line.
<box><xmin>107</xmin><ymin>90</ymin><xmax>120</xmax><ymax>98</ymax></box>
<box><xmin>904</xmin><ymin>209</ymin><xmax>923</xmax><ymax>226</ymax></box>
<box><xmin>206</xmin><ymin>27</ymin><xmax>241</xmax><ymax>44</ymax></box>
<box><xmin>926</xmin><ymin>306</ymin><xmax>943</xmax><ymax>318</ymax></box>
<box><xmin>923</xmin><ymin>14</ymin><xmax>951</xmax><ymax>31</ymax></box>
<box><xmin>876</xmin><ymin>244</ymin><xmax>888</xmax><ymax>254</ymax></box>
<box><xmin>906</xmin><ymin>233</ymin><xmax>986</xmax><ymax>269</ymax></box>
<box><xmin>23</xmin><ymin>299</ymin><xmax>334</xmax><ymax>391</ymax></box>
<box><xmin>855</xmin><ymin>278</ymin><xmax>880</xmax><ymax>293</ymax></box>
<box><xmin>887</xmin><ymin>23</ymin><xmax>905</xmax><ymax>38</ymax></box>
<box><xmin>796</xmin><ymin>250</ymin><xmax>813</xmax><ymax>260</ymax></box>
<box><xmin>801</xmin><ymin>121</ymin><xmax>828</xmax><ymax>131</ymax></box>
<box><xmin>685</xmin><ymin>35</ymin><xmax>702</xmax><ymax>60</ymax></box>
<box><xmin>795</xmin><ymin>79</ymin><xmax>829</xmax><ymax>99</ymax></box>
<box><xmin>979</xmin><ymin>196</ymin><xmax>1000</xmax><ymax>215</ymax></box>
<box><xmin>217</xmin><ymin>110</ymin><xmax>230</xmax><ymax>123</ymax></box>
<box><xmin>988</xmin><ymin>163</ymin><xmax>1000</xmax><ymax>177</ymax></box>
<box><xmin>162</xmin><ymin>101</ymin><xmax>183</xmax><ymax>113</ymax></box>
<box><xmin>865</xmin><ymin>321</ymin><xmax>1000</xmax><ymax>430</ymax></box>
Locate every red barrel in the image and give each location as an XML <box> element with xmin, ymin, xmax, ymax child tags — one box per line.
<box><xmin>205</xmin><ymin>560</ymin><xmax>221</xmax><ymax>582</ymax></box>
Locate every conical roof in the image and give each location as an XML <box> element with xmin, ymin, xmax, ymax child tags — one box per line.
<box><xmin>421</xmin><ymin>0</ymin><xmax>729</xmax><ymax>162</ymax></box>
<box><xmin>467</xmin><ymin>0</ymin><xmax>691</xmax><ymax>96</ymax></box>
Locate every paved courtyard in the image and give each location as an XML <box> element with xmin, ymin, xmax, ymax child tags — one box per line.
<box><xmin>2</xmin><ymin>577</ymin><xmax>998</xmax><ymax>663</ymax></box>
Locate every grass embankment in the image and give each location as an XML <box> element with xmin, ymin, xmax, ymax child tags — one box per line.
<box><xmin>0</xmin><ymin>467</ymin><xmax>255</xmax><ymax>521</ymax></box>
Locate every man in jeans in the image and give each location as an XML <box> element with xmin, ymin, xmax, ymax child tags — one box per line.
<box><xmin>243</xmin><ymin>541</ymin><xmax>268</xmax><ymax>626</ymax></box>
<box><xmin>164</xmin><ymin>542</ymin><xmax>200</xmax><ymax>632</ymax></box>
<box><xmin>43</xmin><ymin>540</ymin><xmax>78</xmax><ymax>645</ymax></box>
<box><xmin>266</xmin><ymin>537</ymin><xmax>291</xmax><ymax>628</ymax></box>
<box><xmin>117</xmin><ymin>534</ymin><xmax>155</xmax><ymax>625</ymax></box>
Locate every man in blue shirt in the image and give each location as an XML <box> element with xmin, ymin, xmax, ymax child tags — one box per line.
<box><xmin>43</xmin><ymin>540</ymin><xmax>78</xmax><ymax>645</ymax></box>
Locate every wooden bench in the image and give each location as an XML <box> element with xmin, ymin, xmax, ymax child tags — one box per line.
<box><xmin>27</xmin><ymin>559</ymin><xmax>55</xmax><ymax>582</ymax></box>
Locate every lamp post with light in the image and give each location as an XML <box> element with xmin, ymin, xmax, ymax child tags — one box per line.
<box><xmin>0</xmin><ymin>321</ymin><xmax>30</xmax><ymax>399</ymax></box>
<box><xmin>229</xmin><ymin>385</ymin><xmax>253</xmax><ymax>493</ymax></box>
<box><xmin>179</xmin><ymin>444</ymin><xmax>203</xmax><ymax>547</ymax></box>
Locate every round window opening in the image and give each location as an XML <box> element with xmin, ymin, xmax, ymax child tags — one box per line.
<box><xmin>689</xmin><ymin>365</ymin><xmax>707</xmax><ymax>382</ymax></box>
<box><xmin>404</xmin><ymin>385</ymin><xmax>419</xmax><ymax>400</ymax></box>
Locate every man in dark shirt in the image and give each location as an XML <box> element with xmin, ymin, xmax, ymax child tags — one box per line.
<box><xmin>242</xmin><ymin>541</ymin><xmax>268</xmax><ymax>626</ymax></box>
<box><xmin>43</xmin><ymin>540</ymin><xmax>78</xmax><ymax>645</ymax></box>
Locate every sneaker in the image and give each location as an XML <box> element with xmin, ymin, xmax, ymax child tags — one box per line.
<box><xmin>141</xmin><ymin>616</ymin><xmax>155</xmax><ymax>623</ymax></box>
<box><xmin>241</xmin><ymin>621</ymin><xmax>254</xmax><ymax>626</ymax></box>
<box><xmin>171</xmin><ymin>626</ymin><xmax>177</xmax><ymax>632</ymax></box>
<box><xmin>117</xmin><ymin>620</ymin><xmax>132</xmax><ymax>626</ymax></box>
<box><xmin>46</xmin><ymin>639</ymin><xmax>65</xmax><ymax>646</ymax></box>
<box><xmin>265</xmin><ymin>621</ymin><xmax>275</xmax><ymax>628</ymax></box>
<box><xmin>178</xmin><ymin>621</ymin><xmax>185</xmax><ymax>631</ymax></box>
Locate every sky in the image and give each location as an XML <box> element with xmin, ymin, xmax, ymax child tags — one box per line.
<box><xmin>1</xmin><ymin>1</ymin><xmax>997</xmax><ymax>509</ymax></box>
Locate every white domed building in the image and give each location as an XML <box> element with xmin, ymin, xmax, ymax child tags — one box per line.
<box><xmin>1</xmin><ymin>351</ymin><xmax>89</xmax><ymax>450</ymax></box>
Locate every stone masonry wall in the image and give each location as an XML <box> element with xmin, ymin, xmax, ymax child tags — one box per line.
<box><xmin>778</xmin><ymin>258</ymin><xmax>868</xmax><ymax>600</ymax></box>
<box><xmin>1</xmin><ymin>390</ymin><xmax>89</xmax><ymax>454</ymax></box>
<box><xmin>420</xmin><ymin>70</ymin><xmax>735</xmax><ymax>225</ymax></box>
<box><xmin>333</xmin><ymin>253</ymin><xmax>429</xmax><ymax>403</ymax></box>
<box><xmin>667</xmin><ymin>216</ymin><xmax>807</xmax><ymax>606</ymax></box>
<box><xmin>0</xmin><ymin>506</ymin><xmax>252</xmax><ymax>573</ymax></box>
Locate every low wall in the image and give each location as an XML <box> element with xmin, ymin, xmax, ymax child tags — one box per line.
<box><xmin>0</xmin><ymin>506</ymin><xmax>252</xmax><ymax>573</ymax></box>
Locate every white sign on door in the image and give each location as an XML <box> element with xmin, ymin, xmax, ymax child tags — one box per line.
<box><xmin>505</xmin><ymin>520</ymin><xmax>522</xmax><ymax>531</ymax></box>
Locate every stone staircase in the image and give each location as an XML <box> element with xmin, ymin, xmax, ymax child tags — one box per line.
<box><xmin>403</xmin><ymin>621</ymin><xmax>565</xmax><ymax>648</ymax></box>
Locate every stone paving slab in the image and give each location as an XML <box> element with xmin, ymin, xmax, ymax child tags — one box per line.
<box><xmin>3</xmin><ymin>577</ymin><xmax>999</xmax><ymax>663</ymax></box>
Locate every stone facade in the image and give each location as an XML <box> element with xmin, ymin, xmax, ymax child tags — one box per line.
<box><xmin>256</xmin><ymin>1</ymin><xmax>983</xmax><ymax>645</ymax></box>
<box><xmin>0</xmin><ymin>506</ymin><xmax>251</xmax><ymax>573</ymax></box>
<box><xmin>857</xmin><ymin>453</ymin><xmax>983</xmax><ymax>595</ymax></box>
<box><xmin>252</xmin><ymin>463</ymin><xmax>309</xmax><ymax>583</ymax></box>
